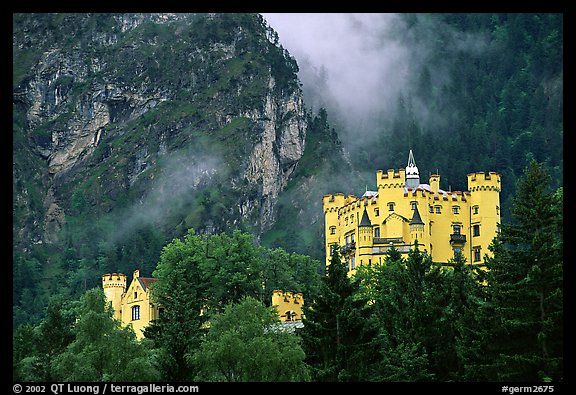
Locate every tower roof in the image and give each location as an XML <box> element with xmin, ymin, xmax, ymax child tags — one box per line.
<box><xmin>410</xmin><ymin>204</ymin><xmax>424</xmax><ymax>225</ymax></box>
<box><xmin>406</xmin><ymin>149</ymin><xmax>419</xmax><ymax>177</ymax></box>
<box><xmin>359</xmin><ymin>207</ymin><xmax>372</xmax><ymax>227</ymax></box>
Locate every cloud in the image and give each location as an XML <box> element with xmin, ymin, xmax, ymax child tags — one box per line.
<box><xmin>108</xmin><ymin>149</ymin><xmax>221</xmax><ymax>243</ymax></box>
<box><xmin>261</xmin><ymin>13</ymin><xmax>489</xmax><ymax>153</ymax></box>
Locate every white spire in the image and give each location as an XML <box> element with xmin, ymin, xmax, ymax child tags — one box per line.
<box><xmin>406</xmin><ymin>149</ymin><xmax>418</xmax><ymax>176</ymax></box>
<box><xmin>405</xmin><ymin>149</ymin><xmax>420</xmax><ymax>188</ymax></box>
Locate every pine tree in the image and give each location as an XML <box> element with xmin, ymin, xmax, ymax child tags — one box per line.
<box><xmin>480</xmin><ymin>161</ymin><xmax>563</xmax><ymax>381</ymax></box>
<box><xmin>299</xmin><ymin>247</ymin><xmax>378</xmax><ymax>381</ymax></box>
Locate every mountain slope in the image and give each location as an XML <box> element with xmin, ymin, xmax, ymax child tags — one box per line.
<box><xmin>13</xmin><ymin>13</ymin><xmax>345</xmax><ymax>327</ymax></box>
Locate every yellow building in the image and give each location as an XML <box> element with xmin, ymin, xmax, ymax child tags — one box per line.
<box><xmin>101</xmin><ymin>269</ymin><xmax>161</xmax><ymax>340</ymax></box>
<box><xmin>271</xmin><ymin>290</ymin><xmax>305</xmax><ymax>322</ymax></box>
<box><xmin>323</xmin><ymin>151</ymin><xmax>501</xmax><ymax>274</ymax></box>
<box><xmin>102</xmin><ymin>269</ymin><xmax>304</xmax><ymax>338</ymax></box>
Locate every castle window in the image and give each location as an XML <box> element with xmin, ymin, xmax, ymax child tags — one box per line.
<box><xmin>473</xmin><ymin>247</ymin><xmax>482</xmax><ymax>262</ymax></box>
<box><xmin>350</xmin><ymin>215</ymin><xmax>354</xmax><ymax>222</ymax></box>
<box><xmin>330</xmin><ymin>244</ymin><xmax>337</xmax><ymax>254</ymax></box>
<box><xmin>453</xmin><ymin>224</ymin><xmax>461</xmax><ymax>234</ymax></box>
<box><xmin>132</xmin><ymin>305</ymin><xmax>140</xmax><ymax>321</ymax></box>
<box><xmin>472</xmin><ymin>205</ymin><xmax>479</xmax><ymax>215</ymax></box>
<box><xmin>496</xmin><ymin>205</ymin><xmax>500</xmax><ymax>215</ymax></box>
<box><xmin>374</xmin><ymin>227</ymin><xmax>380</xmax><ymax>238</ymax></box>
<box><xmin>429</xmin><ymin>205</ymin><xmax>433</xmax><ymax>213</ymax></box>
<box><xmin>351</xmin><ymin>256</ymin><xmax>356</xmax><ymax>270</ymax></box>
<box><xmin>388</xmin><ymin>202</ymin><xmax>395</xmax><ymax>211</ymax></box>
<box><xmin>134</xmin><ymin>291</ymin><xmax>138</xmax><ymax>299</ymax></box>
<box><xmin>473</xmin><ymin>224</ymin><xmax>480</xmax><ymax>237</ymax></box>
<box><xmin>452</xmin><ymin>206</ymin><xmax>460</xmax><ymax>214</ymax></box>
<box><xmin>374</xmin><ymin>208</ymin><xmax>380</xmax><ymax>217</ymax></box>
<box><xmin>411</xmin><ymin>201</ymin><xmax>417</xmax><ymax>210</ymax></box>
<box><xmin>435</xmin><ymin>206</ymin><xmax>441</xmax><ymax>214</ymax></box>
<box><xmin>330</xmin><ymin>226</ymin><xmax>336</xmax><ymax>235</ymax></box>
<box><xmin>350</xmin><ymin>233</ymin><xmax>355</xmax><ymax>242</ymax></box>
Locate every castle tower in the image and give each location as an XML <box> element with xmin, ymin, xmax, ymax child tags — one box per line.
<box><xmin>409</xmin><ymin>204</ymin><xmax>425</xmax><ymax>244</ymax></box>
<box><xmin>467</xmin><ymin>172</ymin><xmax>501</xmax><ymax>263</ymax></box>
<box><xmin>102</xmin><ymin>272</ymin><xmax>127</xmax><ymax>321</ymax></box>
<box><xmin>357</xmin><ymin>205</ymin><xmax>373</xmax><ymax>266</ymax></box>
<box><xmin>405</xmin><ymin>149</ymin><xmax>420</xmax><ymax>189</ymax></box>
<box><xmin>323</xmin><ymin>193</ymin><xmax>346</xmax><ymax>263</ymax></box>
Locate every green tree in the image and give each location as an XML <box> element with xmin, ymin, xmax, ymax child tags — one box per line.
<box><xmin>52</xmin><ymin>288</ymin><xmax>159</xmax><ymax>381</ymax></box>
<box><xmin>13</xmin><ymin>295</ymin><xmax>75</xmax><ymax>381</ymax></box>
<box><xmin>200</xmin><ymin>230</ymin><xmax>265</xmax><ymax>309</ymax></box>
<box><xmin>480</xmin><ymin>161</ymin><xmax>563</xmax><ymax>381</ymax></box>
<box><xmin>357</xmin><ymin>245</ymin><xmax>435</xmax><ymax>381</ymax></box>
<box><xmin>193</xmin><ymin>296</ymin><xmax>309</xmax><ymax>381</ymax></box>
<box><xmin>144</xmin><ymin>229</ymin><xmax>208</xmax><ymax>381</ymax></box>
<box><xmin>300</xmin><ymin>247</ymin><xmax>378</xmax><ymax>381</ymax></box>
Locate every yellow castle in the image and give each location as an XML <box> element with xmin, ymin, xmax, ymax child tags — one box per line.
<box><xmin>102</xmin><ymin>269</ymin><xmax>304</xmax><ymax>339</ymax></box>
<box><xmin>323</xmin><ymin>150</ymin><xmax>501</xmax><ymax>274</ymax></box>
<box><xmin>101</xmin><ymin>269</ymin><xmax>161</xmax><ymax>339</ymax></box>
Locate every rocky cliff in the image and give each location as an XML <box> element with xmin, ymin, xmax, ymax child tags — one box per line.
<box><xmin>13</xmin><ymin>13</ymin><xmax>308</xmax><ymax>252</ymax></box>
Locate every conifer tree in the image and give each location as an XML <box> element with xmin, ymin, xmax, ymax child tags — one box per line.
<box><xmin>299</xmin><ymin>247</ymin><xmax>378</xmax><ymax>381</ymax></box>
<box><xmin>479</xmin><ymin>161</ymin><xmax>563</xmax><ymax>381</ymax></box>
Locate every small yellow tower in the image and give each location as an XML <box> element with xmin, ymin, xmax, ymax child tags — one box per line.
<box><xmin>101</xmin><ymin>273</ymin><xmax>127</xmax><ymax>321</ymax></box>
<box><xmin>101</xmin><ymin>269</ymin><xmax>159</xmax><ymax>340</ymax></box>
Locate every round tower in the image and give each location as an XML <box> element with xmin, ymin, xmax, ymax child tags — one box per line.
<box><xmin>357</xmin><ymin>205</ymin><xmax>373</xmax><ymax>267</ymax></box>
<box><xmin>102</xmin><ymin>272</ymin><xmax>127</xmax><ymax>321</ymax></box>
<box><xmin>467</xmin><ymin>172</ymin><xmax>501</xmax><ymax>264</ymax></box>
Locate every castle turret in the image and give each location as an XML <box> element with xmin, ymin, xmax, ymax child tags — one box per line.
<box><xmin>429</xmin><ymin>174</ymin><xmax>440</xmax><ymax>193</ymax></box>
<box><xmin>357</xmin><ymin>205</ymin><xmax>373</xmax><ymax>265</ymax></box>
<box><xmin>102</xmin><ymin>272</ymin><xmax>127</xmax><ymax>321</ymax></box>
<box><xmin>409</xmin><ymin>204</ymin><xmax>425</xmax><ymax>246</ymax></box>
<box><xmin>323</xmin><ymin>193</ymin><xmax>346</xmax><ymax>263</ymax></box>
<box><xmin>467</xmin><ymin>172</ymin><xmax>501</xmax><ymax>263</ymax></box>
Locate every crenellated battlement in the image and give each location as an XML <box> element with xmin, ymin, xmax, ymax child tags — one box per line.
<box><xmin>102</xmin><ymin>273</ymin><xmax>127</xmax><ymax>290</ymax></box>
<box><xmin>377</xmin><ymin>168</ymin><xmax>406</xmax><ymax>188</ymax></box>
<box><xmin>467</xmin><ymin>172</ymin><xmax>501</xmax><ymax>192</ymax></box>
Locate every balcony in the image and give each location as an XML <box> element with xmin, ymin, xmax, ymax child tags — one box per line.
<box><xmin>450</xmin><ymin>233</ymin><xmax>467</xmax><ymax>245</ymax></box>
<box><xmin>340</xmin><ymin>241</ymin><xmax>356</xmax><ymax>255</ymax></box>
<box><xmin>373</xmin><ymin>237</ymin><xmax>404</xmax><ymax>245</ymax></box>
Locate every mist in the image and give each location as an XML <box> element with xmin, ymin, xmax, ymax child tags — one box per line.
<box><xmin>261</xmin><ymin>13</ymin><xmax>489</xmax><ymax>158</ymax></box>
<box><xmin>107</xmin><ymin>149</ymin><xmax>222</xmax><ymax>244</ymax></box>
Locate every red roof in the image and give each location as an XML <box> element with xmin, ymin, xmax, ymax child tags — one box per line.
<box><xmin>138</xmin><ymin>277</ymin><xmax>157</xmax><ymax>291</ymax></box>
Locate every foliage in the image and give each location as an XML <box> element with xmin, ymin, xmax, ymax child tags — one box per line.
<box><xmin>192</xmin><ymin>296</ymin><xmax>310</xmax><ymax>381</ymax></box>
<box><xmin>13</xmin><ymin>289</ymin><xmax>159</xmax><ymax>382</ymax></box>
<box><xmin>143</xmin><ymin>228</ymin><xmax>321</xmax><ymax>380</ymax></box>
<box><xmin>472</xmin><ymin>161</ymin><xmax>563</xmax><ymax>381</ymax></box>
<box><xmin>12</xmin><ymin>12</ymin><xmax>563</xmax><ymax>382</ymax></box>
<box><xmin>299</xmin><ymin>247</ymin><xmax>379</xmax><ymax>381</ymax></box>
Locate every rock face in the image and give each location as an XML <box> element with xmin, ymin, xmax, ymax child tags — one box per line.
<box><xmin>244</xmin><ymin>75</ymin><xmax>307</xmax><ymax>231</ymax></box>
<box><xmin>13</xmin><ymin>13</ymin><xmax>309</xmax><ymax>247</ymax></box>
